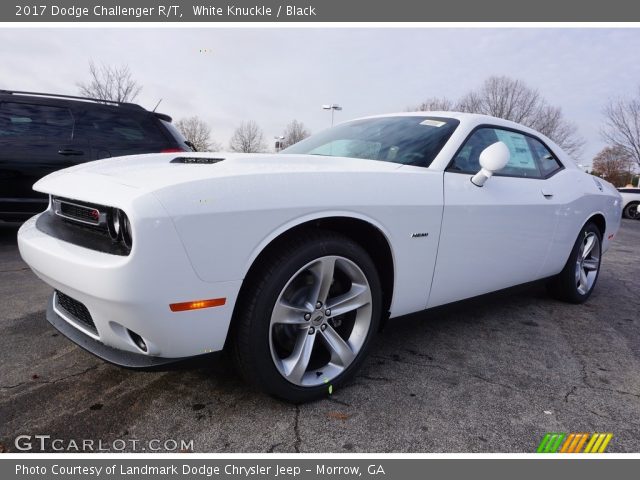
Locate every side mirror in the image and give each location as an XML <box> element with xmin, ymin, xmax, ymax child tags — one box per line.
<box><xmin>470</xmin><ymin>141</ymin><xmax>510</xmax><ymax>187</ymax></box>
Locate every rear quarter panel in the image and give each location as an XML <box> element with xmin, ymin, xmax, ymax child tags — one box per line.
<box><xmin>543</xmin><ymin>170</ymin><xmax>622</xmax><ymax>276</ymax></box>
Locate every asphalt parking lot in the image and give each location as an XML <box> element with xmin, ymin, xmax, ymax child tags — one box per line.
<box><xmin>1</xmin><ymin>220</ymin><xmax>639</xmax><ymax>453</ymax></box>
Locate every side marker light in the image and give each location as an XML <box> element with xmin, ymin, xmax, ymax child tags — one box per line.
<box><xmin>170</xmin><ymin>298</ymin><xmax>226</xmax><ymax>312</ymax></box>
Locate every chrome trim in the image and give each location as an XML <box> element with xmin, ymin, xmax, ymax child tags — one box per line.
<box><xmin>52</xmin><ymin>291</ymin><xmax>100</xmax><ymax>340</ymax></box>
<box><xmin>52</xmin><ymin>197</ymin><xmax>107</xmax><ymax>227</ymax></box>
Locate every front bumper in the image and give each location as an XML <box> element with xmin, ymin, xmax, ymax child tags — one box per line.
<box><xmin>18</xmin><ymin>209</ymin><xmax>243</xmax><ymax>360</ymax></box>
<box><xmin>46</xmin><ymin>293</ymin><xmax>188</xmax><ymax>367</ymax></box>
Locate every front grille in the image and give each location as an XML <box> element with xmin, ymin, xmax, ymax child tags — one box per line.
<box><xmin>55</xmin><ymin>291</ymin><xmax>97</xmax><ymax>334</ymax></box>
<box><xmin>53</xmin><ymin>197</ymin><xmax>104</xmax><ymax>227</ymax></box>
<box><xmin>37</xmin><ymin>200</ymin><xmax>130</xmax><ymax>256</ymax></box>
<box><xmin>59</xmin><ymin>202</ymin><xmax>100</xmax><ymax>224</ymax></box>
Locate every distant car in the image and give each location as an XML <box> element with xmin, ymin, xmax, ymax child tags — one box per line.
<box><xmin>18</xmin><ymin>112</ymin><xmax>622</xmax><ymax>402</ymax></box>
<box><xmin>618</xmin><ymin>187</ymin><xmax>640</xmax><ymax>219</ymax></box>
<box><xmin>0</xmin><ymin>90</ymin><xmax>194</xmax><ymax>222</ymax></box>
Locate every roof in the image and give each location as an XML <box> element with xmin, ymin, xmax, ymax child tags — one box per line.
<box><xmin>0</xmin><ymin>89</ymin><xmax>173</xmax><ymax>122</ymax></box>
<box><xmin>0</xmin><ymin>89</ymin><xmax>145</xmax><ymax>110</ymax></box>
<box><xmin>358</xmin><ymin>111</ymin><xmax>538</xmax><ymax>131</ymax></box>
<box><xmin>350</xmin><ymin>111</ymin><xmax>571</xmax><ymax>161</ymax></box>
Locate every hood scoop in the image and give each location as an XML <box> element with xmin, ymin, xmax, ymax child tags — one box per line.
<box><xmin>170</xmin><ymin>157</ymin><xmax>224</xmax><ymax>165</ymax></box>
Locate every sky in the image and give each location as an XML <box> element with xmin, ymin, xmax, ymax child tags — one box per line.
<box><xmin>1</xmin><ymin>27</ymin><xmax>639</xmax><ymax>165</ymax></box>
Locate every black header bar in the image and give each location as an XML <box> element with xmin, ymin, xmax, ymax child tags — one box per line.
<box><xmin>4</xmin><ymin>0</ymin><xmax>640</xmax><ymax>22</ymax></box>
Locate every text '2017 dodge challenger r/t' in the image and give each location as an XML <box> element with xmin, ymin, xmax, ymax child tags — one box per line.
<box><xmin>18</xmin><ymin>112</ymin><xmax>622</xmax><ymax>402</ymax></box>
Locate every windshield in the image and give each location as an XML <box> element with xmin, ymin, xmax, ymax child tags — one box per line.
<box><xmin>281</xmin><ymin>116</ymin><xmax>459</xmax><ymax>167</ymax></box>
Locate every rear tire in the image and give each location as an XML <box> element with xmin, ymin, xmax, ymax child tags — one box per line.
<box><xmin>230</xmin><ymin>230</ymin><xmax>382</xmax><ymax>403</ymax></box>
<box><xmin>546</xmin><ymin>221</ymin><xmax>602</xmax><ymax>304</ymax></box>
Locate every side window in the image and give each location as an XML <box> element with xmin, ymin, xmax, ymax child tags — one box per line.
<box><xmin>0</xmin><ymin>102</ymin><xmax>73</xmax><ymax>140</ymax></box>
<box><xmin>77</xmin><ymin>110</ymin><xmax>166</xmax><ymax>145</ymax></box>
<box><xmin>493</xmin><ymin>129</ymin><xmax>542</xmax><ymax>178</ymax></box>
<box><xmin>528</xmin><ymin>136</ymin><xmax>563</xmax><ymax>177</ymax></box>
<box><xmin>449</xmin><ymin>128</ymin><xmax>498</xmax><ymax>173</ymax></box>
<box><xmin>450</xmin><ymin>127</ymin><xmax>561</xmax><ymax>179</ymax></box>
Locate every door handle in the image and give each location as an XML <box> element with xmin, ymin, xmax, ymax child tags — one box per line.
<box><xmin>57</xmin><ymin>149</ymin><xmax>84</xmax><ymax>156</ymax></box>
<box><xmin>542</xmin><ymin>190</ymin><xmax>554</xmax><ymax>199</ymax></box>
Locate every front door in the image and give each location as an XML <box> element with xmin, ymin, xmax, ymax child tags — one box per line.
<box><xmin>428</xmin><ymin>126</ymin><xmax>564</xmax><ymax>307</ymax></box>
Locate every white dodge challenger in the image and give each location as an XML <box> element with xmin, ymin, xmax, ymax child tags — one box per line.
<box><xmin>18</xmin><ymin>112</ymin><xmax>622</xmax><ymax>402</ymax></box>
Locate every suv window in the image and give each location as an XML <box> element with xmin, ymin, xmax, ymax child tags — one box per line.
<box><xmin>77</xmin><ymin>109</ymin><xmax>167</xmax><ymax>145</ymax></box>
<box><xmin>0</xmin><ymin>102</ymin><xmax>74</xmax><ymax>139</ymax></box>
<box><xmin>450</xmin><ymin>127</ymin><xmax>562</xmax><ymax>179</ymax></box>
<box><xmin>160</xmin><ymin>119</ymin><xmax>192</xmax><ymax>150</ymax></box>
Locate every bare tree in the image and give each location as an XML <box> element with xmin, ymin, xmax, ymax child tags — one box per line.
<box><xmin>282</xmin><ymin>119</ymin><xmax>311</xmax><ymax>148</ymax></box>
<box><xmin>409</xmin><ymin>76</ymin><xmax>584</xmax><ymax>156</ymax></box>
<box><xmin>457</xmin><ymin>76</ymin><xmax>541</xmax><ymax>124</ymax></box>
<box><xmin>410</xmin><ymin>96</ymin><xmax>455</xmax><ymax>112</ymax></box>
<box><xmin>77</xmin><ymin>60</ymin><xmax>142</xmax><ymax>103</ymax></box>
<box><xmin>409</xmin><ymin>77</ymin><xmax>583</xmax><ymax>156</ymax></box>
<box><xmin>591</xmin><ymin>146</ymin><xmax>634</xmax><ymax>187</ymax></box>
<box><xmin>175</xmin><ymin>116</ymin><xmax>220</xmax><ymax>152</ymax></box>
<box><xmin>529</xmin><ymin>104</ymin><xmax>584</xmax><ymax>158</ymax></box>
<box><xmin>456</xmin><ymin>76</ymin><xmax>584</xmax><ymax>156</ymax></box>
<box><xmin>229</xmin><ymin>120</ymin><xmax>266</xmax><ymax>153</ymax></box>
<box><xmin>602</xmin><ymin>88</ymin><xmax>640</xmax><ymax>169</ymax></box>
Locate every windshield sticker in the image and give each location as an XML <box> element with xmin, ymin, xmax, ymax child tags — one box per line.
<box><xmin>420</xmin><ymin>119</ymin><xmax>446</xmax><ymax>127</ymax></box>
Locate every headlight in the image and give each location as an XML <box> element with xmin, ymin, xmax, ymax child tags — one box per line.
<box><xmin>121</xmin><ymin>211</ymin><xmax>132</xmax><ymax>249</ymax></box>
<box><xmin>107</xmin><ymin>208</ymin><xmax>132</xmax><ymax>251</ymax></box>
<box><xmin>107</xmin><ymin>208</ymin><xmax>121</xmax><ymax>240</ymax></box>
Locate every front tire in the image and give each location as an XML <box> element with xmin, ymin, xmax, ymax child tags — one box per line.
<box><xmin>546</xmin><ymin>221</ymin><xmax>602</xmax><ymax>303</ymax></box>
<box><xmin>230</xmin><ymin>230</ymin><xmax>382</xmax><ymax>403</ymax></box>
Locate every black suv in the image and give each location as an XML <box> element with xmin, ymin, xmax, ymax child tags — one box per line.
<box><xmin>0</xmin><ymin>90</ymin><xmax>194</xmax><ymax>221</ymax></box>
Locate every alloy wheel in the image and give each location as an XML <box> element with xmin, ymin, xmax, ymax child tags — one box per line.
<box><xmin>268</xmin><ymin>255</ymin><xmax>373</xmax><ymax>386</ymax></box>
<box><xmin>575</xmin><ymin>232</ymin><xmax>600</xmax><ymax>295</ymax></box>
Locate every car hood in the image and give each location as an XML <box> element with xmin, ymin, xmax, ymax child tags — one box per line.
<box><xmin>36</xmin><ymin>152</ymin><xmax>403</xmax><ymax>192</ymax></box>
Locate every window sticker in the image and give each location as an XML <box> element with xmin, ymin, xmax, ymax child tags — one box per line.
<box><xmin>494</xmin><ymin>130</ymin><xmax>537</xmax><ymax>170</ymax></box>
<box><xmin>420</xmin><ymin>119</ymin><xmax>446</xmax><ymax>127</ymax></box>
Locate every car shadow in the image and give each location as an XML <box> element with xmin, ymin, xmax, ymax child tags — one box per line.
<box><xmin>148</xmin><ymin>278</ymin><xmax>550</xmax><ymax>400</ymax></box>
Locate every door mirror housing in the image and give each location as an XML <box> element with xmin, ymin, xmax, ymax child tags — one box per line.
<box><xmin>471</xmin><ymin>141</ymin><xmax>510</xmax><ymax>187</ymax></box>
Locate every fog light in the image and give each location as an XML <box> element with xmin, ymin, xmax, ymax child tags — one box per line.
<box><xmin>128</xmin><ymin>330</ymin><xmax>147</xmax><ymax>352</ymax></box>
